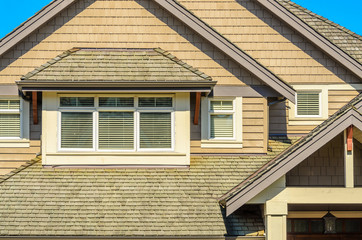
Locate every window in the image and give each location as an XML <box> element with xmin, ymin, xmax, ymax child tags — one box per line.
<box><xmin>59</xmin><ymin>96</ymin><xmax>174</xmax><ymax>151</ymax></box>
<box><xmin>208</xmin><ymin>100</ymin><xmax>234</xmax><ymax>139</ymax></box>
<box><xmin>296</xmin><ymin>91</ymin><xmax>321</xmax><ymax>117</ymax></box>
<box><xmin>200</xmin><ymin>97</ymin><xmax>242</xmax><ymax>149</ymax></box>
<box><xmin>0</xmin><ymin>99</ymin><xmax>21</xmax><ymax>139</ymax></box>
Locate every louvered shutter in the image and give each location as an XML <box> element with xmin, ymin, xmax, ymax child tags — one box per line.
<box><xmin>0</xmin><ymin>114</ymin><xmax>20</xmax><ymax>137</ymax></box>
<box><xmin>210</xmin><ymin>114</ymin><xmax>233</xmax><ymax>138</ymax></box>
<box><xmin>297</xmin><ymin>92</ymin><xmax>320</xmax><ymax>116</ymax></box>
<box><xmin>139</xmin><ymin>112</ymin><xmax>171</xmax><ymax>148</ymax></box>
<box><xmin>99</xmin><ymin>112</ymin><xmax>134</xmax><ymax>149</ymax></box>
<box><xmin>61</xmin><ymin>112</ymin><xmax>93</xmax><ymax>148</ymax></box>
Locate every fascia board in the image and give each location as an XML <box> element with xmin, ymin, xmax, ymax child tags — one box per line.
<box><xmin>225</xmin><ymin>109</ymin><xmax>362</xmax><ymax>216</ymax></box>
<box><xmin>0</xmin><ymin>0</ymin><xmax>77</xmax><ymax>56</ymax></box>
<box><xmin>152</xmin><ymin>0</ymin><xmax>296</xmax><ymax>103</ymax></box>
<box><xmin>256</xmin><ymin>0</ymin><xmax>362</xmax><ymax>80</ymax></box>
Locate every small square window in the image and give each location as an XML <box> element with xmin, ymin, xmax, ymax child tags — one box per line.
<box><xmin>0</xmin><ymin>99</ymin><xmax>21</xmax><ymax>138</ymax></box>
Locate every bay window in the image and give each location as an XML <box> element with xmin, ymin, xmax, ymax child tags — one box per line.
<box><xmin>59</xmin><ymin>95</ymin><xmax>174</xmax><ymax>151</ymax></box>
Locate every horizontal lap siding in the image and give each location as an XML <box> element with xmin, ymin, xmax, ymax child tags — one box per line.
<box><xmin>191</xmin><ymin>97</ymin><xmax>267</xmax><ymax>154</ymax></box>
<box><xmin>328</xmin><ymin>90</ymin><xmax>362</xmax><ymax>116</ymax></box>
<box><xmin>178</xmin><ymin>0</ymin><xmax>360</xmax><ymax>85</ymax></box>
<box><xmin>0</xmin><ymin>140</ymin><xmax>40</xmax><ymax>176</ymax></box>
<box><xmin>0</xmin><ymin>0</ymin><xmax>262</xmax><ymax>86</ymax></box>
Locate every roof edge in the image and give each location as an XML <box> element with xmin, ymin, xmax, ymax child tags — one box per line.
<box><xmin>153</xmin><ymin>0</ymin><xmax>296</xmax><ymax>103</ymax></box>
<box><xmin>0</xmin><ymin>0</ymin><xmax>77</xmax><ymax>57</ymax></box>
<box><xmin>256</xmin><ymin>0</ymin><xmax>362</xmax><ymax>80</ymax></box>
<box><xmin>221</xmin><ymin>93</ymin><xmax>362</xmax><ymax>216</ymax></box>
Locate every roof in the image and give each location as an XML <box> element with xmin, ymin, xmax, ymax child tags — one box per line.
<box><xmin>277</xmin><ymin>0</ymin><xmax>362</xmax><ymax>64</ymax></box>
<box><xmin>221</xmin><ymin>93</ymin><xmax>362</xmax><ymax>216</ymax></box>
<box><xmin>0</xmin><ymin>137</ymin><xmax>298</xmax><ymax>237</ymax></box>
<box><xmin>17</xmin><ymin>48</ymin><xmax>216</xmax><ymax>91</ymax></box>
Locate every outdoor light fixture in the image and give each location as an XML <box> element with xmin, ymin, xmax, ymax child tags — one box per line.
<box><xmin>323</xmin><ymin>211</ymin><xmax>337</xmax><ymax>234</ymax></box>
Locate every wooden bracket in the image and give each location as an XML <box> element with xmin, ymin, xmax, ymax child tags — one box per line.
<box><xmin>347</xmin><ymin>125</ymin><xmax>353</xmax><ymax>152</ymax></box>
<box><xmin>32</xmin><ymin>92</ymin><xmax>38</xmax><ymax>125</ymax></box>
<box><xmin>193</xmin><ymin>92</ymin><xmax>201</xmax><ymax>125</ymax></box>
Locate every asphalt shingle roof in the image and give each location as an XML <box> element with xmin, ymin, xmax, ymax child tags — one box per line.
<box><xmin>0</xmin><ymin>137</ymin><xmax>298</xmax><ymax>237</ymax></box>
<box><xmin>20</xmin><ymin>48</ymin><xmax>213</xmax><ymax>83</ymax></box>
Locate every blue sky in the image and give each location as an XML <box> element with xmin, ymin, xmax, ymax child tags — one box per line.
<box><xmin>0</xmin><ymin>0</ymin><xmax>361</xmax><ymax>39</ymax></box>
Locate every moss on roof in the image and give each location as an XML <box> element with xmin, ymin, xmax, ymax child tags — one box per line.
<box><xmin>0</xmin><ymin>137</ymin><xmax>298</xmax><ymax>237</ymax></box>
<box><xmin>20</xmin><ymin>48</ymin><xmax>213</xmax><ymax>83</ymax></box>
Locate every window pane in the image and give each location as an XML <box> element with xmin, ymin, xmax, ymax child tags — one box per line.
<box><xmin>345</xmin><ymin>219</ymin><xmax>361</xmax><ymax>233</ymax></box>
<box><xmin>99</xmin><ymin>112</ymin><xmax>134</xmax><ymax>149</ymax></box>
<box><xmin>61</xmin><ymin>112</ymin><xmax>93</xmax><ymax>148</ymax></box>
<box><xmin>311</xmin><ymin>219</ymin><xmax>324</xmax><ymax>233</ymax></box>
<box><xmin>210</xmin><ymin>100</ymin><xmax>233</xmax><ymax>110</ymax></box>
<box><xmin>139</xmin><ymin>112</ymin><xmax>171</xmax><ymax>148</ymax></box>
<box><xmin>0</xmin><ymin>114</ymin><xmax>20</xmax><ymax>137</ymax></box>
<box><xmin>0</xmin><ymin>100</ymin><xmax>20</xmax><ymax>110</ymax></box>
<box><xmin>60</xmin><ymin>97</ymin><xmax>94</xmax><ymax>107</ymax></box>
<box><xmin>297</xmin><ymin>92</ymin><xmax>320</xmax><ymax>116</ymax></box>
<box><xmin>99</xmin><ymin>97</ymin><xmax>134</xmax><ymax>107</ymax></box>
<box><xmin>294</xmin><ymin>219</ymin><xmax>308</xmax><ymax>233</ymax></box>
<box><xmin>210</xmin><ymin>114</ymin><xmax>233</xmax><ymax>138</ymax></box>
<box><xmin>139</xmin><ymin>97</ymin><xmax>172</xmax><ymax>107</ymax></box>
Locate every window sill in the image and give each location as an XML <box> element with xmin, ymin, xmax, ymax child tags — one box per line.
<box><xmin>0</xmin><ymin>139</ymin><xmax>30</xmax><ymax>148</ymax></box>
<box><xmin>201</xmin><ymin>140</ymin><xmax>243</xmax><ymax>149</ymax></box>
<box><xmin>48</xmin><ymin>152</ymin><xmax>186</xmax><ymax>156</ymax></box>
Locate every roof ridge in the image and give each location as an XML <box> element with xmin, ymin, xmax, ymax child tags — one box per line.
<box><xmin>21</xmin><ymin>47</ymin><xmax>80</xmax><ymax>80</ymax></box>
<box><xmin>154</xmin><ymin>48</ymin><xmax>212</xmax><ymax>81</ymax></box>
<box><xmin>219</xmin><ymin>92</ymin><xmax>362</xmax><ymax>203</ymax></box>
<box><xmin>0</xmin><ymin>157</ymin><xmax>41</xmax><ymax>184</ymax></box>
<box><xmin>283</xmin><ymin>0</ymin><xmax>362</xmax><ymax>41</ymax></box>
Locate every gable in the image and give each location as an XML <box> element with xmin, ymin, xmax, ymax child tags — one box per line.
<box><xmin>1</xmin><ymin>0</ymin><xmax>265</xmax><ymax>88</ymax></box>
<box><xmin>178</xmin><ymin>0</ymin><xmax>361</xmax><ymax>85</ymax></box>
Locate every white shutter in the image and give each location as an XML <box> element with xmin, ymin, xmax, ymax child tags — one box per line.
<box><xmin>61</xmin><ymin>112</ymin><xmax>93</xmax><ymax>148</ymax></box>
<box><xmin>0</xmin><ymin>114</ymin><xmax>20</xmax><ymax>137</ymax></box>
<box><xmin>297</xmin><ymin>92</ymin><xmax>320</xmax><ymax>116</ymax></box>
<box><xmin>139</xmin><ymin>112</ymin><xmax>171</xmax><ymax>148</ymax></box>
<box><xmin>99</xmin><ymin>112</ymin><xmax>134</xmax><ymax>149</ymax></box>
<box><xmin>210</xmin><ymin>114</ymin><xmax>233</xmax><ymax>138</ymax></box>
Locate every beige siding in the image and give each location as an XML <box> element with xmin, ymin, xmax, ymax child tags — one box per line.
<box><xmin>0</xmin><ymin>140</ymin><xmax>40</xmax><ymax>176</ymax></box>
<box><xmin>191</xmin><ymin>97</ymin><xmax>267</xmax><ymax>154</ymax></box>
<box><xmin>178</xmin><ymin>0</ymin><xmax>360</xmax><ymax>85</ymax></box>
<box><xmin>286</xmin><ymin>133</ymin><xmax>344</xmax><ymax>186</ymax></box>
<box><xmin>328</xmin><ymin>90</ymin><xmax>362</xmax><ymax>116</ymax></box>
<box><xmin>0</xmin><ymin>0</ymin><xmax>261</xmax><ymax>86</ymax></box>
<box><xmin>270</xmin><ymin>90</ymin><xmax>361</xmax><ymax>135</ymax></box>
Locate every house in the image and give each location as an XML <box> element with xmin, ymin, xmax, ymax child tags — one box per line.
<box><xmin>0</xmin><ymin>0</ymin><xmax>361</xmax><ymax>239</ymax></box>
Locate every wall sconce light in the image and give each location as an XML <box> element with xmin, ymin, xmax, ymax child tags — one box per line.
<box><xmin>323</xmin><ymin>211</ymin><xmax>337</xmax><ymax>234</ymax></box>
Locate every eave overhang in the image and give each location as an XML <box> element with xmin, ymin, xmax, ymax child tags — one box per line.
<box><xmin>16</xmin><ymin>81</ymin><xmax>217</xmax><ymax>93</ymax></box>
<box><xmin>220</xmin><ymin>94</ymin><xmax>362</xmax><ymax>216</ymax></box>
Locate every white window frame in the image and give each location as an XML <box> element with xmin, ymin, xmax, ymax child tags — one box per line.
<box><xmin>207</xmin><ymin>98</ymin><xmax>236</xmax><ymax>140</ymax></box>
<box><xmin>0</xmin><ymin>97</ymin><xmax>23</xmax><ymax>140</ymax></box>
<box><xmin>57</xmin><ymin>94</ymin><xmax>175</xmax><ymax>152</ymax></box>
<box><xmin>295</xmin><ymin>91</ymin><xmax>322</xmax><ymax>118</ymax></box>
